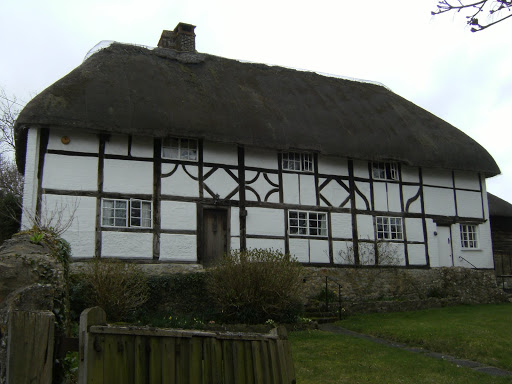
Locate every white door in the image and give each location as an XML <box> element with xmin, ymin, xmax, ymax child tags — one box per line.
<box><xmin>437</xmin><ymin>226</ymin><xmax>453</xmax><ymax>267</ymax></box>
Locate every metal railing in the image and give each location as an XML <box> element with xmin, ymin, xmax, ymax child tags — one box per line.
<box><xmin>458</xmin><ymin>255</ymin><xmax>478</xmax><ymax>269</ymax></box>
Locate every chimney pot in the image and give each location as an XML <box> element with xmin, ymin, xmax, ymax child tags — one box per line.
<box><xmin>158</xmin><ymin>22</ymin><xmax>196</xmax><ymax>52</ymax></box>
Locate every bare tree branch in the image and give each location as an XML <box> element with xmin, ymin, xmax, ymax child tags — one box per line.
<box><xmin>432</xmin><ymin>0</ymin><xmax>512</xmax><ymax>32</ymax></box>
<box><xmin>0</xmin><ymin>88</ymin><xmax>20</xmax><ymax>155</ymax></box>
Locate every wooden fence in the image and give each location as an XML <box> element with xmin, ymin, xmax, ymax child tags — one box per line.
<box><xmin>79</xmin><ymin>307</ymin><xmax>296</xmax><ymax>384</ymax></box>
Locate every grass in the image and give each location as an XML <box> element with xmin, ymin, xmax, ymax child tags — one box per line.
<box><xmin>336</xmin><ymin>303</ymin><xmax>512</xmax><ymax>371</ymax></box>
<box><xmin>289</xmin><ymin>330</ymin><xmax>512</xmax><ymax>384</ymax></box>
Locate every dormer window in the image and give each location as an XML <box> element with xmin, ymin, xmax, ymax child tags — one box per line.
<box><xmin>372</xmin><ymin>161</ymin><xmax>398</xmax><ymax>181</ymax></box>
<box><xmin>162</xmin><ymin>137</ymin><xmax>198</xmax><ymax>161</ymax></box>
<box><xmin>282</xmin><ymin>152</ymin><xmax>313</xmax><ymax>172</ymax></box>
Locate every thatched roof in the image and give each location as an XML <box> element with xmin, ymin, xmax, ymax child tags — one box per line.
<box><xmin>15</xmin><ymin>43</ymin><xmax>500</xmax><ymax>176</ymax></box>
<box><xmin>488</xmin><ymin>193</ymin><xmax>512</xmax><ymax>217</ymax></box>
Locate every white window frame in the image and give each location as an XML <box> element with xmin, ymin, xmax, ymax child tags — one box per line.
<box><xmin>101</xmin><ymin>198</ymin><xmax>153</xmax><ymax>228</ymax></box>
<box><xmin>288</xmin><ymin>210</ymin><xmax>327</xmax><ymax>237</ymax></box>
<box><xmin>372</xmin><ymin>162</ymin><xmax>399</xmax><ymax>181</ymax></box>
<box><xmin>162</xmin><ymin>137</ymin><xmax>198</xmax><ymax>161</ymax></box>
<box><xmin>460</xmin><ymin>224</ymin><xmax>478</xmax><ymax>249</ymax></box>
<box><xmin>376</xmin><ymin>216</ymin><xmax>403</xmax><ymax>240</ymax></box>
<box><xmin>282</xmin><ymin>152</ymin><xmax>314</xmax><ymax>172</ymax></box>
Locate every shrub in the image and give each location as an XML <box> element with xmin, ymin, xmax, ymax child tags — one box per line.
<box><xmin>207</xmin><ymin>248</ymin><xmax>304</xmax><ymax>324</ymax></box>
<box><xmin>78</xmin><ymin>259</ymin><xmax>149</xmax><ymax>322</ymax></box>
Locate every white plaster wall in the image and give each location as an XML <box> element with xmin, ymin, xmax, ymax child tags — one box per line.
<box><xmin>405</xmin><ymin>218</ymin><xmax>424</xmax><ymax>242</ymax></box>
<box><xmin>331</xmin><ymin>213</ymin><xmax>352</xmax><ymax>239</ymax></box>
<box><xmin>426</xmin><ymin>219</ymin><xmax>439</xmax><ymax>267</ymax></box>
<box><xmin>422</xmin><ymin>168</ymin><xmax>453</xmax><ymax>187</ymax></box>
<box><xmin>282</xmin><ymin>173</ymin><xmax>299</xmax><ymax>204</ymax></box>
<box><xmin>246</xmin><ymin>238</ymin><xmax>285</xmax><ymax>253</ymax></box>
<box><xmin>230</xmin><ymin>237</ymin><xmax>241</xmax><ymax>251</ymax></box>
<box><xmin>319</xmin><ymin>179</ymin><xmax>350</xmax><ymax>208</ymax></box>
<box><xmin>299</xmin><ymin>174</ymin><xmax>316</xmax><ymax>206</ymax></box>
<box><xmin>310</xmin><ymin>240</ymin><xmax>330</xmax><ymax>263</ymax></box>
<box><xmin>21</xmin><ymin>127</ymin><xmax>40</xmax><ymax>228</ymax></box>
<box><xmin>161</xmin><ymin>165</ymin><xmax>199</xmax><ymax>197</ymax></box>
<box><xmin>47</xmin><ymin>128</ymin><xmax>99</xmax><ymax>153</ymax></box>
<box><xmin>102</xmin><ymin>232</ymin><xmax>153</xmax><ymax>258</ymax></box>
<box><xmin>452</xmin><ymin>222</ymin><xmax>493</xmax><ymax>268</ymax></box>
<box><xmin>423</xmin><ymin>187</ymin><xmax>455</xmax><ymax>216</ymax></box>
<box><xmin>203</xmin><ymin>142</ymin><xmax>238</xmax><ymax>166</ymax></box>
<box><xmin>203</xmin><ymin>167</ymin><xmax>239</xmax><ymax>200</ymax></box>
<box><xmin>403</xmin><ymin>186</ymin><xmax>421</xmax><ymax>213</ymax></box>
<box><xmin>42</xmin><ymin>194</ymin><xmax>96</xmax><ymax>258</ymax></box>
<box><xmin>387</xmin><ymin>183</ymin><xmax>401</xmax><ymax>212</ymax></box>
<box><xmin>357</xmin><ymin>215</ymin><xmax>374</xmax><ymax>240</ymax></box>
<box><xmin>456</xmin><ymin>190</ymin><xmax>483</xmax><ymax>218</ymax></box>
<box><xmin>373</xmin><ymin>182</ymin><xmax>387</xmax><ymax>211</ymax></box>
<box><xmin>160</xmin><ymin>234</ymin><xmax>197</xmax><ymax>261</ymax></box>
<box><xmin>42</xmin><ymin>154</ymin><xmax>98</xmax><ymax>191</ymax></box>
<box><xmin>246</xmin><ymin>208</ymin><xmax>284</xmax><ymax>236</ymax></box>
<box><xmin>161</xmin><ymin>201</ymin><xmax>196</xmax><ymax>230</ymax></box>
<box><xmin>245</xmin><ymin>171</ymin><xmax>279</xmax><ymax>203</ymax></box>
<box><xmin>103</xmin><ymin>159</ymin><xmax>153</xmax><ymax>194</ymax></box>
<box><xmin>289</xmin><ymin>238</ymin><xmax>309</xmax><ymax>262</ymax></box>
<box><xmin>355</xmin><ymin>182</ymin><xmax>371</xmax><ymax>210</ymax></box>
<box><xmin>131</xmin><ymin>136</ymin><xmax>153</xmax><ymax>158</ymax></box>
<box><xmin>318</xmin><ymin>155</ymin><xmax>348</xmax><ymax>176</ymax></box>
<box><xmin>408</xmin><ymin>244</ymin><xmax>427</xmax><ymax>265</ymax></box>
<box><xmin>105</xmin><ymin>134</ymin><xmax>128</xmax><ymax>156</ymax></box>
<box><xmin>245</xmin><ymin>148</ymin><xmax>278</xmax><ymax>170</ymax></box>
<box><xmin>481</xmin><ymin>180</ymin><xmax>490</xmax><ymax>220</ymax></box>
<box><xmin>454</xmin><ymin>171</ymin><xmax>480</xmax><ymax>190</ymax></box>
<box><xmin>389</xmin><ymin>243</ymin><xmax>406</xmax><ymax>266</ymax></box>
<box><xmin>231</xmin><ymin>207</ymin><xmax>240</xmax><ymax>237</ymax></box>
<box><xmin>353</xmin><ymin>160</ymin><xmax>368</xmax><ymax>178</ymax></box>
<box><xmin>401</xmin><ymin>165</ymin><xmax>419</xmax><ymax>183</ymax></box>
<box><xmin>332</xmin><ymin>241</ymin><xmax>353</xmax><ymax>264</ymax></box>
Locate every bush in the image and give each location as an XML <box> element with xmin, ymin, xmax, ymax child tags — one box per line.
<box><xmin>207</xmin><ymin>248</ymin><xmax>304</xmax><ymax>324</ymax></box>
<box><xmin>78</xmin><ymin>259</ymin><xmax>149</xmax><ymax>322</ymax></box>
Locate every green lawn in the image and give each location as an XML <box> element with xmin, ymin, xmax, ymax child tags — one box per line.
<box><xmin>289</xmin><ymin>330</ymin><xmax>512</xmax><ymax>384</ymax></box>
<box><xmin>336</xmin><ymin>303</ymin><xmax>512</xmax><ymax>371</ymax></box>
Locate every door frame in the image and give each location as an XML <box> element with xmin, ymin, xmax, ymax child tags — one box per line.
<box><xmin>197</xmin><ymin>204</ymin><xmax>231</xmax><ymax>265</ymax></box>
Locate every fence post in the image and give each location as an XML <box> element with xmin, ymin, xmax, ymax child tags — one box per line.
<box><xmin>79</xmin><ymin>307</ymin><xmax>107</xmax><ymax>384</ymax></box>
<box><xmin>7</xmin><ymin>310</ymin><xmax>55</xmax><ymax>384</ymax></box>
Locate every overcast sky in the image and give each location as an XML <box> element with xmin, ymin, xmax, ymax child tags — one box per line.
<box><xmin>1</xmin><ymin>0</ymin><xmax>510</xmax><ymax>203</ymax></box>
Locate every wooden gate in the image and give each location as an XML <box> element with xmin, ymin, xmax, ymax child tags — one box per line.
<box><xmin>79</xmin><ymin>307</ymin><xmax>296</xmax><ymax>384</ymax></box>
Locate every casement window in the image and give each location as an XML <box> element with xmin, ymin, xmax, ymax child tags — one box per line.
<box><xmin>460</xmin><ymin>224</ymin><xmax>478</xmax><ymax>249</ymax></box>
<box><xmin>376</xmin><ymin>216</ymin><xmax>403</xmax><ymax>240</ymax></box>
<box><xmin>101</xmin><ymin>198</ymin><xmax>152</xmax><ymax>228</ymax></box>
<box><xmin>282</xmin><ymin>152</ymin><xmax>314</xmax><ymax>172</ymax></box>
<box><xmin>162</xmin><ymin>137</ymin><xmax>198</xmax><ymax>161</ymax></box>
<box><xmin>372</xmin><ymin>161</ymin><xmax>399</xmax><ymax>181</ymax></box>
<box><xmin>288</xmin><ymin>210</ymin><xmax>327</xmax><ymax>237</ymax></box>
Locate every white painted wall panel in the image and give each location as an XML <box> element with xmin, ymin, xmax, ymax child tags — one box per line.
<box><xmin>319</xmin><ymin>180</ymin><xmax>350</xmax><ymax>208</ymax></box>
<box><xmin>245</xmin><ymin>171</ymin><xmax>279</xmax><ymax>203</ymax></box>
<box><xmin>401</xmin><ymin>165</ymin><xmax>419</xmax><ymax>183</ymax></box>
<box><xmin>408</xmin><ymin>244</ymin><xmax>427</xmax><ymax>265</ymax></box>
<box><xmin>405</xmin><ymin>218</ymin><xmax>424</xmax><ymax>242</ymax></box>
<box><xmin>357</xmin><ymin>215</ymin><xmax>374</xmax><ymax>240</ymax></box>
<box><xmin>246</xmin><ymin>238</ymin><xmax>285</xmax><ymax>253</ymax></box>
<box><xmin>299</xmin><ymin>174</ymin><xmax>316</xmax><ymax>206</ymax></box>
<box><xmin>373</xmin><ymin>182</ymin><xmax>387</xmax><ymax>211</ymax></box>
<box><xmin>160</xmin><ymin>234</ymin><xmax>197</xmax><ymax>261</ymax></box>
<box><xmin>353</xmin><ymin>160</ymin><xmax>368</xmax><ymax>178</ymax></box>
<box><xmin>103</xmin><ymin>159</ymin><xmax>153</xmax><ymax>194</ymax></box>
<box><xmin>246</xmin><ymin>208</ymin><xmax>284</xmax><ymax>236</ymax></box>
<box><xmin>21</xmin><ymin>127</ymin><xmax>40</xmax><ymax>228</ymax></box>
<box><xmin>426</xmin><ymin>219</ymin><xmax>439</xmax><ymax>267</ymax></box>
<box><xmin>161</xmin><ymin>165</ymin><xmax>199</xmax><ymax>197</ymax></box>
<box><xmin>245</xmin><ymin>148</ymin><xmax>278</xmax><ymax>170</ymax></box>
<box><xmin>282</xmin><ymin>173</ymin><xmax>299</xmax><ymax>204</ymax></box>
<box><xmin>231</xmin><ymin>207</ymin><xmax>240</xmax><ymax>237</ymax></box>
<box><xmin>481</xmin><ymin>180</ymin><xmax>490</xmax><ymax>220</ymax></box>
<box><xmin>203</xmin><ymin>142</ymin><xmax>238</xmax><ymax>166</ymax></box>
<box><xmin>333</xmin><ymin>241</ymin><xmax>353</xmax><ymax>264</ymax></box>
<box><xmin>310</xmin><ymin>240</ymin><xmax>330</xmax><ymax>263</ymax></box>
<box><xmin>230</xmin><ymin>237</ymin><xmax>240</xmax><ymax>251</ymax></box>
<box><xmin>331</xmin><ymin>213</ymin><xmax>352</xmax><ymax>239</ymax></box>
<box><xmin>105</xmin><ymin>134</ymin><xmax>128</xmax><ymax>156</ymax></box>
<box><xmin>387</xmin><ymin>183</ymin><xmax>401</xmax><ymax>212</ymax></box>
<box><xmin>48</xmin><ymin>128</ymin><xmax>99</xmax><ymax>153</ymax></box>
<box><xmin>390</xmin><ymin>243</ymin><xmax>406</xmax><ymax>266</ymax></box>
<box><xmin>131</xmin><ymin>136</ymin><xmax>153</xmax><ymax>158</ymax></box>
<box><xmin>403</xmin><ymin>186</ymin><xmax>421</xmax><ymax>213</ymax></box>
<box><xmin>456</xmin><ymin>190</ymin><xmax>483</xmax><ymax>218</ymax></box>
<box><xmin>318</xmin><ymin>156</ymin><xmax>348</xmax><ymax>176</ymax></box>
<box><xmin>454</xmin><ymin>171</ymin><xmax>480</xmax><ymax>190</ymax></box>
<box><xmin>203</xmin><ymin>168</ymin><xmax>239</xmax><ymax>200</ymax></box>
<box><xmin>289</xmin><ymin>238</ymin><xmax>309</xmax><ymax>262</ymax></box>
<box><xmin>42</xmin><ymin>154</ymin><xmax>98</xmax><ymax>191</ymax></box>
<box><xmin>422</xmin><ymin>168</ymin><xmax>453</xmax><ymax>188</ymax></box>
<box><xmin>161</xmin><ymin>201</ymin><xmax>196</xmax><ymax>230</ymax></box>
<box><xmin>355</xmin><ymin>182</ymin><xmax>371</xmax><ymax>210</ymax></box>
<box><xmin>452</xmin><ymin>222</ymin><xmax>493</xmax><ymax>268</ymax></box>
<box><xmin>102</xmin><ymin>232</ymin><xmax>153</xmax><ymax>258</ymax></box>
<box><xmin>423</xmin><ymin>187</ymin><xmax>455</xmax><ymax>216</ymax></box>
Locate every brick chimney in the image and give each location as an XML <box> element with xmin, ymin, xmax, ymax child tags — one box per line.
<box><xmin>158</xmin><ymin>22</ymin><xmax>196</xmax><ymax>52</ymax></box>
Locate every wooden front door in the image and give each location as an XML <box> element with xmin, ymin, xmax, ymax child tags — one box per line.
<box><xmin>202</xmin><ymin>209</ymin><xmax>228</xmax><ymax>266</ymax></box>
